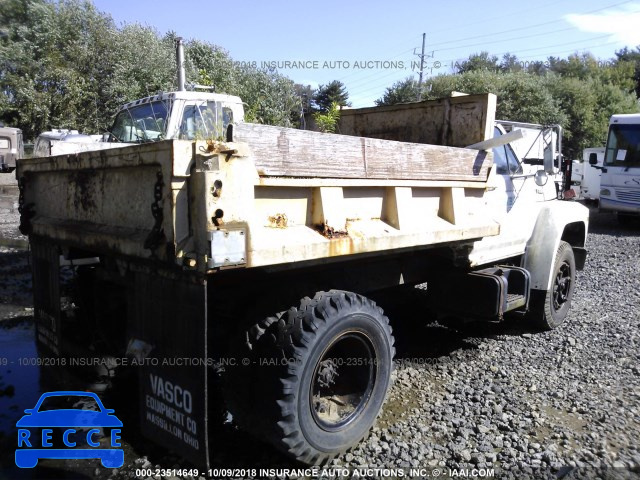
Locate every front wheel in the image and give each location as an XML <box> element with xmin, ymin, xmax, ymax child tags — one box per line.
<box><xmin>528</xmin><ymin>241</ymin><xmax>576</xmax><ymax>330</ymax></box>
<box><xmin>230</xmin><ymin>290</ymin><xmax>395</xmax><ymax>465</ymax></box>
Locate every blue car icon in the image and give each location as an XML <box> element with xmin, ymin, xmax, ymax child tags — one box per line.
<box><xmin>15</xmin><ymin>391</ymin><xmax>124</xmax><ymax>468</ymax></box>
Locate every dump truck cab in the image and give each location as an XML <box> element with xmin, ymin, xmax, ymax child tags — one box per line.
<box><xmin>107</xmin><ymin>91</ymin><xmax>245</xmax><ymax>144</ymax></box>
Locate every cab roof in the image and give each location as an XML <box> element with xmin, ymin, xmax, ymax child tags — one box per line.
<box><xmin>610</xmin><ymin>114</ymin><xmax>640</xmax><ymax>125</ymax></box>
<box><xmin>119</xmin><ymin>91</ymin><xmax>243</xmax><ymax>111</ymax></box>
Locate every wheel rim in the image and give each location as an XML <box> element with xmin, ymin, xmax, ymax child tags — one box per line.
<box><xmin>553</xmin><ymin>261</ymin><xmax>572</xmax><ymax>311</ymax></box>
<box><xmin>310</xmin><ymin>330</ymin><xmax>376</xmax><ymax>432</ymax></box>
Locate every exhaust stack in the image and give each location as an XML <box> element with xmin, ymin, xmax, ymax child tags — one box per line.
<box><xmin>176</xmin><ymin>37</ymin><xmax>186</xmax><ymax>91</ymax></box>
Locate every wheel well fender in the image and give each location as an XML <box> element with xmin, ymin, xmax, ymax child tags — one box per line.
<box><xmin>523</xmin><ymin>202</ymin><xmax>589</xmax><ymax>291</ymax></box>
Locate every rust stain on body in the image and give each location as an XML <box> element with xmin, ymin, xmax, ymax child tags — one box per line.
<box><xmin>315</xmin><ymin>222</ymin><xmax>348</xmax><ymax>239</ymax></box>
<box><xmin>268</xmin><ymin>213</ymin><xmax>288</xmax><ymax>228</ymax></box>
<box><xmin>69</xmin><ymin>170</ymin><xmax>97</xmax><ymax>211</ymax></box>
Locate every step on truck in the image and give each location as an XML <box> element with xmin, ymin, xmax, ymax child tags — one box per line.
<box><xmin>16</xmin><ymin>87</ymin><xmax>589</xmax><ymax>466</ymax></box>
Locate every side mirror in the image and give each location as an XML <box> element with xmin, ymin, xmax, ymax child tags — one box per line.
<box><xmin>534</xmin><ymin>170</ymin><xmax>548</xmax><ymax>186</ymax></box>
<box><xmin>588</xmin><ymin>153</ymin><xmax>598</xmax><ymax>165</ymax></box>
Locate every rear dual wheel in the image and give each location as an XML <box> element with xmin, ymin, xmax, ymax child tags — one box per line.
<box><xmin>227</xmin><ymin>290</ymin><xmax>395</xmax><ymax>465</ymax></box>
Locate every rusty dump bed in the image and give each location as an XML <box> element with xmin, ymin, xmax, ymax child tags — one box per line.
<box><xmin>16</xmin><ymin>102</ymin><xmax>499</xmax><ymax>272</ymax></box>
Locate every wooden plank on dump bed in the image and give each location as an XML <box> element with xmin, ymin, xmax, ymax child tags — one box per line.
<box><xmin>234</xmin><ymin>123</ymin><xmax>492</xmax><ymax>183</ymax></box>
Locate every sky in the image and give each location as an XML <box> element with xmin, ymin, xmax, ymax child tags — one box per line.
<box><xmin>91</xmin><ymin>0</ymin><xmax>640</xmax><ymax>108</ymax></box>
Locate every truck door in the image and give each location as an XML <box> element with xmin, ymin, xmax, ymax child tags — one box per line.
<box><xmin>470</xmin><ymin>127</ymin><xmax>543</xmax><ymax>265</ymax></box>
<box><xmin>484</xmin><ymin>127</ymin><xmax>521</xmax><ymax>215</ymax></box>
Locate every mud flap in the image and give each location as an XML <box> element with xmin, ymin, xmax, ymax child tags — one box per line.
<box><xmin>30</xmin><ymin>237</ymin><xmax>62</xmax><ymax>355</ymax></box>
<box><xmin>129</xmin><ymin>271</ymin><xmax>210</xmax><ymax>469</ymax></box>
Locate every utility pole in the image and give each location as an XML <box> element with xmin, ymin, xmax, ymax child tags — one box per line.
<box><xmin>413</xmin><ymin>33</ymin><xmax>433</xmax><ymax>101</ymax></box>
<box><xmin>418</xmin><ymin>33</ymin><xmax>426</xmax><ymax>87</ymax></box>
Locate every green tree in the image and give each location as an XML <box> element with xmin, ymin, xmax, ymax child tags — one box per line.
<box><xmin>425</xmin><ymin>70</ymin><xmax>565</xmax><ymax>125</ymax></box>
<box><xmin>500</xmin><ymin>53</ymin><xmax>522</xmax><ymax>73</ymax></box>
<box><xmin>375</xmin><ymin>77</ymin><xmax>421</xmax><ymax>106</ymax></box>
<box><xmin>453</xmin><ymin>51</ymin><xmax>500</xmax><ymax>73</ymax></box>
<box><xmin>0</xmin><ymin>0</ymin><xmax>177</xmax><ymax>139</ymax></box>
<box><xmin>312</xmin><ymin>80</ymin><xmax>350</xmax><ymax>112</ymax></box>
<box><xmin>313</xmin><ymin>101</ymin><xmax>340</xmax><ymax>133</ymax></box>
<box><xmin>0</xmin><ymin>0</ymin><xmax>303</xmax><ymax>138</ymax></box>
<box><xmin>234</xmin><ymin>65</ymin><xmax>299</xmax><ymax>126</ymax></box>
<box><xmin>615</xmin><ymin>46</ymin><xmax>640</xmax><ymax>97</ymax></box>
<box><xmin>292</xmin><ymin>83</ymin><xmax>313</xmax><ymax>127</ymax></box>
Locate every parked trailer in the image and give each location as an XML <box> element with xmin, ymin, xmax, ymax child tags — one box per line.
<box><xmin>16</xmin><ymin>92</ymin><xmax>588</xmax><ymax>467</ymax></box>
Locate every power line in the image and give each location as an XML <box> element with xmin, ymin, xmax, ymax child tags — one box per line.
<box><xmin>345</xmin><ymin>69</ymin><xmax>411</xmax><ymax>94</ymax></box>
<box><xmin>427</xmin><ymin>0</ymin><xmax>637</xmax><ymax>49</ymax></box>
<box><xmin>433</xmin><ymin>25</ymin><xmax>588</xmax><ymax>53</ymax></box>
<box><xmin>336</xmin><ymin>36</ymin><xmax>422</xmax><ymax>83</ymax></box>
<box><xmin>434</xmin><ymin>32</ymin><xmax>615</xmax><ymax>67</ymax></box>
<box><xmin>336</xmin><ymin>47</ymin><xmax>416</xmax><ymax>86</ymax></box>
<box><xmin>347</xmin><ymin>35</ymin><xmax>628</xmax><ymax>107</ymax></box>
<box><xmin>515</xmin><ymin>40</ymin><xmax>622</xmax><ymax>60</ymax></box>
<box><xmin>339</xmin><ymin>59</ymin><xmax>414</xmax><ymax>90</ymax></box>
<box><xmin>342</xmin><ymin>5</ymin><xmax>637</xmax><ymax>95</ymax></box>
<box><xmin>346</xmin><ymin>30</ymin><xmax>614</xmax><ymax>98</ymax></box>
<box><xmin>343</xmin><ymin>1</ymin><xmax>639</xmax><ymax>107</ymax></box>
<box><xmin>425</xmin><ymin>0</ymin><xmax>572</xmax><ymax>36</ymax></box>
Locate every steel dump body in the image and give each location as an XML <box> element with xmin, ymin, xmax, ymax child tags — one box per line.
<box><xmin>17</xmin><ymin>127</ymin><xmax>497</xmax><ymax>271</ymax></box>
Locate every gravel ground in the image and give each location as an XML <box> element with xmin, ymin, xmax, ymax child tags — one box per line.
<box><xmin>1</xmin><ymin>206</ymin><xmax>639</xmax><ymax>480</ymax></box>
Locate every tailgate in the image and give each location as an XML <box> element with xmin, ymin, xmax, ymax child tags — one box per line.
<box><xmin>16</xmin><ymin>140</ymin><xmax>193</xmax><ymax>262</ymax></box>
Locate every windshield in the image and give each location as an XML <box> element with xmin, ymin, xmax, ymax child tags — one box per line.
<box><xmin>492</xmin><ymin>127</ymin><xmax>521</xmax><ymax>174</ymax></box>
<box><xmin>604</xmin><ymin>124</ymin><xmax>640</xmax><ymax>167</ymax></box>
<box><xmin>110</xmin><ymin>100</ymin><xmax>169</xmax><ymax>143</ymax></box>
<box><xmin>178</xmin><ymin>101</ymin><xmax>233</xmax><ymax>141</ymax></box>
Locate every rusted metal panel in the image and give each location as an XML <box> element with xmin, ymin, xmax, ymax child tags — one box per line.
<box><xmin>16</xmin><ymin>141</ymin><xmax>193</xmax><ymax>262</ymax></box>
<box><xmin>337</xmin><ymin>93</ymin><xmax>496</xmax><ymax>148</ymax></box>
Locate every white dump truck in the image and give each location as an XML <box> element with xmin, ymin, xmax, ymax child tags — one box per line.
<box><xmin>15</xmin><ymin>40</ymin><xmax>589</xmax><ymax>466</ymax></box>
